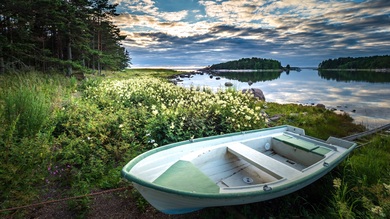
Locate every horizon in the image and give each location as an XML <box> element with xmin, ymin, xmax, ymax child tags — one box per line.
<box><xmin>111</xmin><ymin>0</ymin><xmax>390</xmax><ymax>68</ymax></box>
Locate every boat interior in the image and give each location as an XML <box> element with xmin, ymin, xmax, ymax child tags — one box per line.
<box><xmin>152</xmin><ymin>132</ymin><xmax>338</xmax><ymax>193</ymax></box>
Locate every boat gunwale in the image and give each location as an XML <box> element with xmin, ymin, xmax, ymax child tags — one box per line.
<box><xmin>121</xmin><ymin>125</ymin><xmax>357</xmax><ymax>199</ymax></box>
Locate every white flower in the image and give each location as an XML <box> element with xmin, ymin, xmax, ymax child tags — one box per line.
<box><xmin>371</xmin><ymin>206</ymin><xmax>385</xmax><ymax>217</ymax></box>
<box><xmin>333</xmin><ymin>178</ymin><xmax>342</xmax><ymax>189</ymax></box>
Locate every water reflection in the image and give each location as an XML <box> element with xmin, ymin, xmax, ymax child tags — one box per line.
<box><xmin>318</xmin><ymin>70</ymin><xmax>390</xmax><ymax>83</ymax></box>
<box><xmin>178</xmin><ymin>69</ymin><xmax>390</xmax><ymax>128</ymax></box>
<box><xmin>215</xmin><ymin>71</ymin><xmax>282</xmax><ymax>83</ymax></box>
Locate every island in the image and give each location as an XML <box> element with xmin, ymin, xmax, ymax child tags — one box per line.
<box><xmin>318</xmin><ymin>55</ymin><xmax>390</xmax><ymax>71</ymax></box>
<box><xmin>208</xmin><ymin>57</ymin><xmax>283</xmax><ymax>71</ymax></box>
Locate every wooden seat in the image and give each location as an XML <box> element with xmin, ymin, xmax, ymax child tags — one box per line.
<box><xmin>227</xmin><ymin>143</ymin><xmax>301</xmax><ymax>179</ymax></box>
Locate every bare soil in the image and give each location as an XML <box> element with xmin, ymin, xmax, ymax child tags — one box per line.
<box><xmin>7</xmin><ymin>188</ymin><xmax>211</xmax><ymax>219</ymax></box>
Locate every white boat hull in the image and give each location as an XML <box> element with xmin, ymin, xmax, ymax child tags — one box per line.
<box><xmin>122</xmin><ymin>125</ymin><xmax>356</xmax><ymax>214</ymax></box>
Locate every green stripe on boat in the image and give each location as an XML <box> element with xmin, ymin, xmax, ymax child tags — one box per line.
<box><xmin>273</xmin><ymin>135</ymin><xmax>318</xmax><ymax>152</ymax></box>
<box><xmin>153</xmin><ymin>160</ymin><xmax>220</xmax><ymax>194</ymax></box>
<box><xmin>312</xmin><ymin>147</ymin><xmax>332</xmax><ymax>156</ymax></box>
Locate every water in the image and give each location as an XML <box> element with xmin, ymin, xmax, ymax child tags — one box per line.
<box><xmin>178</xmin><ymin>69</ymin><xmax>390</xmax><ymax>129</ymax></box>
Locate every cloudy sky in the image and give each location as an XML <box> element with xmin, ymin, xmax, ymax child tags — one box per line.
<box><xmin>110</xmin><ymin>0</ymin><xmax>390</xmax><ymax>68</ymax></box>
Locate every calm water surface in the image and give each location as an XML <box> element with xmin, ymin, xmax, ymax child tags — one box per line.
<box><xmin>178</xmin><ymin>69</ymin><xmax>390</xmax><ymax>129</ymax></box>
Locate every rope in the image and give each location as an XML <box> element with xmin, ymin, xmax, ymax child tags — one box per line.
<box><xmin>0</xmin><ymin>186</ymin><xmax>131</xmax><ymax>213</ymax></box>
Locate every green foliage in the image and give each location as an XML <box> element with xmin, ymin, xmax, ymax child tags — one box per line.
<box><xmin>2</xmin><ymin>85</ymin><xmax>50</xmax><ymax>138</ymax></box>
<box><xmin>330</xmin><ymin>178</ymin><xmax>358</xmax><ymax>218</ymax></box>
<box><xmin>0</xmin><ymin>69</ymin><xmax>387</xmax><ymax>218</ymax></box>
<box><xmin>210</xmin><ymin>57</ymin><xmax>282</xmax><ymax>70</ymax></box>
<box><xmin>0</xmin><ymin>71</ymin><xmax>79</xmax><ymax>214</ymax></box>
<box><xmin>347</xmin><ymin>135</ymin><xmax>390</xmax><ymax>186</ymax></box>
<box><xmin>325</xmin><ymin>134</ymin><xmax>390</xmax><ymax>218</ymax></box>
<box><xmin>0</xmin><ymin>0</ymin><xmax>130</xmax><ymax>73</ymax></box>
<box><xmin>263</xmin><ymin>102</ymin><xmax>365</xmax><ymax>139</ymax></box>
<box><xmin>318</xmin><ymin>55</ymin><xmax>390</xmax><ymax>69</ymax></box>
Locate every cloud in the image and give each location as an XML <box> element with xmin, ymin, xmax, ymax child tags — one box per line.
<box><xmin>111</xmin><ymin>0</ymin><xmax>390</xmax><ymax>67</ymax></box>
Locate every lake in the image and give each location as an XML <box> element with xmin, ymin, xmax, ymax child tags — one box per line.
<box><xmin>177</xmin><ymin>69</ymin><xmax>390</xmax><ymax>129</ymax></box>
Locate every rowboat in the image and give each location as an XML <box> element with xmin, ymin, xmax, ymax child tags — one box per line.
<box><xmin>121</xmin><ymin>125</ymin><xmax>356</xmax><ymax>214</ymax></box>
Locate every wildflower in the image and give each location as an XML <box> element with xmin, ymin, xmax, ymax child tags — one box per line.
<box><xmin>333</xmin><ymin>178</ymin><xmax>342</xmax><ymax>189</ymax></box>
<box><xmin>371</xmin><ymin>206</ymin><xmax>385</xmax><ymax>217</ymax></box>
<box><xmin>245</xmin><ymin>115</ymin><xmax>252</xmax><ymax>120</ymax></box>
<box><xmin>152</xmin><ymin>110</ymin><xmax>158</xmax><ymax>115</ymax></box>
<box><xmin>119</xmin><ymin>124</ymin><xmax>124</xmax><ymax>128</ymax></box>
<box><xmin>384</xmin><ymin>183</ymin><xmax>390</xmax><ymax>193</ymax></box>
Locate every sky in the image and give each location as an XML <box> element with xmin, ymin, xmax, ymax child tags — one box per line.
<box><xmin>110</xmin><ymin>0</ymin><xmax>390</xmax><ymax>68</ymax></box>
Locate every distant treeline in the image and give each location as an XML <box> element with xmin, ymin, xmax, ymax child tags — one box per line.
<box><xmin>210</xmin><ymin>57</ymin><xmax>282</xmax><ymax>70</ymax></box>
<box><xmin>0</xmin><ymin>0</ymin><xmax>130</xmax><ymax>75</ymax></box>
<box><xmin>318</xmin><ymin>55</ymin><xmax>390</xmax><ymax>69</ymax></box>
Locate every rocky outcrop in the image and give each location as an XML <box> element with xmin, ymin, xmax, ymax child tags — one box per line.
<box><xmin>225</xmin><ymin>82</ymin><xmax>233</xmax><ymax>87</ymax></box>
<box><xmin>242</xmin><ymin>88</ymin><xmax>265</xmax><ymax>101</ymax></box>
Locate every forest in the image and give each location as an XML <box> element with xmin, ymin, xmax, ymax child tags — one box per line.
<box><xmin>0</xmin><ymin>0</ymin><xmax>130</xmax><ymax>75</ymax></box>
<box><xmin>318</xmin><ymin>55</ymin><xmax>390</xmax><ymax>69</ymax></box>
<box><xmin>209</xmin><ymin>57</ymin><xmax>282</xmax><ymax>70</ymax></box>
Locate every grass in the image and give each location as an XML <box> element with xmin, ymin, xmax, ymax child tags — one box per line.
<box><xmin>0</xmin><ymin>69</ymin><xmax>388</xmax><ymax>218</ymax></box>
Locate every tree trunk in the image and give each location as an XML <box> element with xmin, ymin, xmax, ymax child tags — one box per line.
<box><xmin>67</xmin><ymin>39</ymin><xmax>72</xmax><ymax>76</ymax></box>
<box><xmin>0</xmin><ymin>57</ymin><xmax>5</xmax><ymax>74</ymax></box>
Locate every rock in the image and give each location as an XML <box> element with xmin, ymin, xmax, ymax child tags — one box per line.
<box><xmin>242</xmin><ymin>88</ymin><xmax>265</xmax><ymax>101</ymax></box>
<box><xmin>248</xmin><ymin>80</ymin><xmax>253</xmax><ymax>86</ymax></box>
<box><xmin>316</xmin><ymin>103</ymin><xmax>326</xmax><ymax>109</ymax></box>
<box><xmin>215</xmin><ymin>77</ymin><xmax>221</xmax><ymax>80</ymax></box>
<box><xmin>269</xmin><ymin>116</ymin><xmax>280</xmax><ymax>121</ymax></box>
<box><xmin>225</xmin><ymin>82</ymin><xmax>233</xmax><ymax>87</ymax></box>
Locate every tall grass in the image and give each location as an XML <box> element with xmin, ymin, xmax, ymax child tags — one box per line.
<box><xmin>1</xmin><ymin>69</ymin><xmax>387</xmax><ymax>218</ymax></box>
<box><xmin>2</xmin><ymin>85</ymin><xmax>50</xmax><ymax>138</ymax></box>
<box><xmin>0</xmin><ymin>71</ymin><xmax>77</xmax><ymax>215</ymax></box>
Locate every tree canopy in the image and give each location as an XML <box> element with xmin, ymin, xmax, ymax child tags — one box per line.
<box><xmin>209</xmin><ymin>57</ymin><xmax>282</xmax><ymax>70</ymax></box>
<box><xmin>318</xmin><ymin>55</ymin><xmax>390</xmax><ymax>69</ymax></box>
<box><xmin>0</xmin><ymin>0</ymin><xmax>130</xmax><ymax>74</ymax></box>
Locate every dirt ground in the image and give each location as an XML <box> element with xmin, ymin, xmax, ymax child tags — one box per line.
<box><xmin>5</xmin><ymin>188</ymin><xmax>213</xmax><ymax>219</ymax></box>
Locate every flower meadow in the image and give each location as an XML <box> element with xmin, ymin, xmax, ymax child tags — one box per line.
<box><xmin>1</xmin><ymin>70</ymin><xmax>388</xmax><ymax>218</ymax></box>
<box><xmin>83</xmin><ymin>76</ymin><xmax>266</xmax><ymax>145</ymax></box>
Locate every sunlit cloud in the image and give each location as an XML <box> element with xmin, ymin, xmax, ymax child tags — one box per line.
<box><xmin>110</xmin><ymin>0</ymin><xmax>390</xmax><ymax>67</ymax></box>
